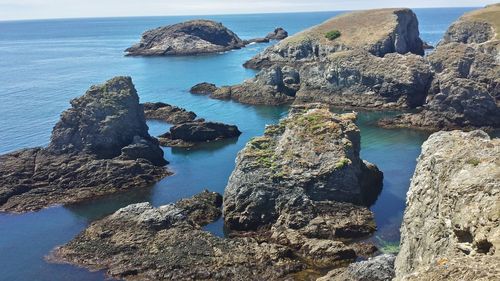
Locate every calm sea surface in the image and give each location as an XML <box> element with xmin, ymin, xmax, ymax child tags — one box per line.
<box><xmin>0</xmin><ymin>8</ymin><xmax>474</xmax><ymax>280</ymax></box>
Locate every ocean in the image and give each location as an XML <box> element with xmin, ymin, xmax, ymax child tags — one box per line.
<box><xmin>0</xmin><ymin>8</ymin><xmax>474</xmax><ymax>280</ymax></box>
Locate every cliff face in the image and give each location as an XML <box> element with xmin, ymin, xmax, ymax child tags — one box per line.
<box><xmin>381</xmin><ymin>4</ymin><xmax>500</xmax><ymax>131</ymax></box>
<box><xmin>395</xmin><ymin>130</ymin><xmax>500</xmax><ymax>280</ymax></box>
<box><xmin>0</xmin><ymin>77</ymin><xmax>169</xmax><ymax>213</ymax></box>
<box><xmin>245</xmin><ymin>8</ymin><xmax>424</xmax><ymax>68</ymax></box>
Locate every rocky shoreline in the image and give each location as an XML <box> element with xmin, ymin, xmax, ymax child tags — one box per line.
<box><xmin>0</xmin><ymin>77</ymin><xmax>170</xmax><ymax>213</ymax></box>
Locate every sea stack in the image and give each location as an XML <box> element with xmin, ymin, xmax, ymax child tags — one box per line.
<box><xmin>0</xmin><ymin>77</ymin><xmax>169</xmax><ymax>213</ymax></box>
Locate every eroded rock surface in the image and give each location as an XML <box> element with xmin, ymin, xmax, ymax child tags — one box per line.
<box><xmin>394</xmin><ymin>130</ymin><xmax>500</xmax><ymax>280</ymax></box>
<box><xmin>381</xmin><ymin>4</ymin><xmax>500</xmax><ymax>130</ymax></box>
<box><xmin>0</xmin><ymin>77</ymin><xmax>169</xmax><ymax>213</ymax></box>
<box><xmin>142</xmin><ymin>102</ymin><xmax>197</xmax><ymax>124</ymax></box>
<box><xmin>158</xmin><ymin>121</ymin><xmax>241</xmax><ymax>148</ymax></box>
<box><xmin>50</xmin><ymin>191</ymin><xmax>309</xmax><ymax>280</ymax></box>
<box><xmin>318</xmin><ymin>254</ymin><xmax>396</xmax><ymax>281</ymax></box>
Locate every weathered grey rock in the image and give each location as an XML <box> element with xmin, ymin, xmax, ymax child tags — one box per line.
<box><xmin>0</xmin><ymin>77</ymin><xmax>169</xmax><ymax>213</ymax></box>
<box><xmin>49</xmin><ymin>191</ymin><xmax>310</xmax><ymax>280</ymax></box>
<box><xmin>210</xmin><ymin>65</ymin><xmax>299</xmax><ymax>105</ymax></box>
<box><xmin>224</xmin><ymin>104</ymin><xmax>383</xmax><ymax>232</ymax></box>
<box><xmin>266</xmin><ymin>27</ymin><xmax>288</xmax><ymax>40</ymax></box>
<box><xmin>244</xmin><ymin>8</ymin><xmax>424</xmax><ymax>69</ymax></box>
<box><xmin>394</xmin><ymin>130</ymin><xmax>500</xmax><ymax>280</ymax></box>
<box><xmin>381</xmin><ymin>5</ymin><xmax>500</xmax><ymax>130</ymax></box>
<box><xmin>142</xmin><ymin>102</ymin><xmax>197</xmax><ymax>124</ymax></box>
<box><xmin>126</xmin><ymin>20</ymin><xmax>247</xmax><ymax>56</ymax></box>
<box><xmin>189</xmin><ymin>82</ymin><xmax>218</xmax><ymax>95</ymax></box>
<box><xmin>318</xmin><ymin>254</ymin><xmax>396</xmax><ymax>281</ymax></box>
<box><xmin>158</xmin><ymin>121</ymin><xmax>241</xmax><ymax>148</ymax></box>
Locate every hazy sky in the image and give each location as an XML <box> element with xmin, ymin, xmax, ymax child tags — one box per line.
<box><xmin>1</xmin><ymin>0</ymin><xmax>498</xmax><ymax>21</ymax></box>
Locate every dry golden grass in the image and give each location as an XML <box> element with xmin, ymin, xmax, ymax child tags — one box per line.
<box><xmin>281</xmin><ymin>8</ymin><xmax>407</xmax><ymax>48</ymax></box>
<box><xmin>462</xmin><ymin>3</ymin><xmax>500</xmax><ymax>39</ymax></box>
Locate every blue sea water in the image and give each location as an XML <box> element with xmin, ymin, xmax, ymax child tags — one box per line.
<box><xmin>0</xmin><ymin>8</ymin><xmax>475</xmax><ymax>281</ymax></box>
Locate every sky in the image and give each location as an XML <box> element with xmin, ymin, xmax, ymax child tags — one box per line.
<box><xmin>0</xmin><ymin>0</ymin><xmax>498</xmax><ymax>21</ymax></box>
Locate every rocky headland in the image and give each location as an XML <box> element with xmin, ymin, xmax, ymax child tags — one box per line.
<box><xmin>380</xmin><ymin>4</ymin><xmax>500</xmax><ymax>131</ymax></box>
<box><xmin>193</xmin><ymin>8</ymin><xmax>434</xmax><ymax>108</ymax></box>
<box><xmin>126</xmin><ymin>19</ymin><xmax>288</xmax><ymax>56</ymax></box>
<box><xmin>394</xmin><ymin>130</ymin><xmax>499</xmax><ymax>280</ymax></box>
<box><xmin>0</xmin><ymin>77</ymin><xmax>169</xmax><ymax>213</ymax></box>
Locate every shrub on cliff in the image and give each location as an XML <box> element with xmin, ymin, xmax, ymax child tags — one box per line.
<box><xmin>325</xmin><ymin>30</ymin><xmax>341</xmax><ymax>40</ymax></box>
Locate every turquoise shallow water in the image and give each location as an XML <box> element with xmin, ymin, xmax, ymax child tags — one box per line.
<box><xmin>0</xmin><ymin>8</ymin><xmax>473</xmax><ymax>280</ymax></box>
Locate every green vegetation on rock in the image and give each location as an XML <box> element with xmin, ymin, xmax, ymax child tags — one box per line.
<box><xmin>325</xmin><ymin>30</ymin><xmax>341</xmax><ymax>40</ymax></box>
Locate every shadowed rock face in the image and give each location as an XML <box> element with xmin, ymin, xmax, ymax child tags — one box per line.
<box><xmin>0</xmin><ymin>77</ymin><xmax>169</xmax><ymax>213</ymax></box>
<box><xmin>380</xmin><ymin>4</ymin><xmax>500</xmax><ymax>131</ymax></box>
<box><xmin>224</xmin><ymin>104</ymin><xmax>383</xmax><ymax>232</ymax></box>
<box><xmin>158</xmin><ymin>121</ymin><xmax>241</xmax><ymax>148</ymax></box>
<box><xmin>49</xmin><ymin>191</ymin><xmax>309</xmax><ymax>280</ymax></box>
<box><xmin>394</xmin><ymin>130</ymin><xmax>500</xmax><ymax>281</ymax></box>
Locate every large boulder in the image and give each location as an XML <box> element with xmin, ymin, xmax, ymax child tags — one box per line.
<box><xmin>318</xmin><ymin>254</ymin><xmax>396</xmax><ymax>281</ymax></box>
<box><xmin>394</xmin><ymin>130</ymin><xmax>500</xmax><ymax>280</ymax></box>
<box><xmin>158</xmin><ymin>121</ymin><xmax>241</xmax><ymax>148</ymax></box>
<box><xmin>380</xmin><ymin>4</ymin><xmax>500</xmax><ymax>130</ymax></box>
<box><xmin>142</xmin><ymin>102</ymin><xmax>197</xmax><ymax>124</ymax></box>
<box><xmin>49</xmin><ymin>191</ymin><xmax>308</xmax><ymax>280</ymax></box>
<box><xmin>126</xmin><ymin>20</ymin><xmax>247</xmax><ymax>56</ymax></box>
<box><xmin>244</xmin><ymin>8</ymin><xmax>424</xmax><ymax>69</ymax></box>
<box><xmin>0</xmin><ymin>77</ymin><xmax>169</xmax><ymax>213</ymax></box>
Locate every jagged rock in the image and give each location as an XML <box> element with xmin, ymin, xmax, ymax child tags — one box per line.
<box><xmin>394</xmin><ymin>130</ymin><xmax>500</xmax><ymax>280</ymax></box>
<box><xmin>142</xmin><ymin>102</ymin><xmax>197</xmax><ymax>124</ymax></box>
<box><xmin>209</xmin><ymin>65</ymin><xmax>299</xmax><ymax>105</ymax></box>
<box><xmin>0</xmin><ymin>77</ymin><xmax>169</xmax><ymax>213</ymax></box>
<box><xmin>266</xmin><ymin>27</ymin><xmax>288</xmax><ymax>40</ymax></box>
<box><xmin>158</xmin><ymin>121</ymin><xmax>241</xmax><ymax>148</ymax></box>
<box><xmin>244</xmin><ymin>8</ymin><xmax>424</xmax><ymax>69</ymax></box>
<box><xmin>189</xmin><ymin>82</ymin><xmax>218</xmax><ymax>95</ymax></box>
<box><xmin>318</xmin><ymin>254</ymin><xmax>396</xmax><ymax>281</ymax></box>
<box><xmin>49</xmin><ymin>191</ymin><xmax>309</xmax><ymax>280</ymax></box>
<box><xmin>126</xmin><ymin>20</ymin><xmax>246</xmax><ymax>56</ymax></box>
<box><xmin>295</xmin><ymin>51</ymin><xmax>432</xmax><ymax>108</ymax></box>
<box><xmin>380</xmin><ymin>5</ymin><xmax>500</xmax><ymax>130</ymax></box>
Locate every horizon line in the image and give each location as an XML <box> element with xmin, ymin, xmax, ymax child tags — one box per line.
<box><xmin>0</xmin><ymin>5</ymin><xmax>480</xmax><ymax>23</ymax></box>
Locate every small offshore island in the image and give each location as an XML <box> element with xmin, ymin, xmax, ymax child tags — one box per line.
<box><xmin>0</xmin><ymin>3</ymin><xmax>498</xmax><ymax>281</ymax></box>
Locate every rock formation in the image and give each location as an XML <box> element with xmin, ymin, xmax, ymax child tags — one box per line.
<box><xmin>0</xmin><ymin>77</ymin><xmax>169</xmax><ymax>213</ymax></box>
<box><xmin>49</xmin><ymin>191</ymin><xmax>307</xmax><ymax>280</ymax></box>
<box><xmin>195</xmin><ymin>8</ymin><xmax>433</xmax><ymax>109</ymax></box>
<box><xmin>266</xmin><ymin>27</ymin><xmax>288</xmax><ymax>40</ymax></box>
<box><xmin>158</xmin><ymin>121</ymin><xmax>241</xmax><ymax>148</ymax></box>
<box><xmin>381</xmin><ymin>4</ymin><xmax>500</xmax><ymax>130</ymax></box>
<box><xmin>126</xmin><ymin>19</ymin><xmax>288</xmax><ymax>56</ymax></box>
<box><xmin>394</xmin><ymin>130</ymin><xmax>500</xmax><ymax>280</ymax></box>
<box><xmin>142</xmin><ymin>102</ymin><xmax>197</xmax><ymax>124</ymax></box>
<box><xmin>319</xmin><ymin>254</ymin><xmax>396</xmax><ymax>281</ymax></box>
<box><xmin>189</xmin><ymin>82</ymin><xmax>218</xmax><ymax>95</ymax></box>
<box><xmin>244</xmin><ymin>8</ymin><xmax>424</xmax><ymax>69</ymax></box>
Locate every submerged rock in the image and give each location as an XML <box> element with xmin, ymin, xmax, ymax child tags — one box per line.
<box><xmin>49</xmin><ymin>191</ymin><xmax>308</xmax><ymax>280</ymax></box>
<box><xmin>0</xmin><ymin>77</ymin><xmax>169</xmax><ymax>213</ymax></box>
<box><xmin>142</xmin><ymin>102</ymin><xmax>197</xmax><ymax>124</ymax></box>
<box><xmin>394</xmin><ymin>130</ymin><xmax>500</xmax><ymax>280</ymax></box>
<box><xmin>158</xmin><ymin>121</ymin><xmax>241</xmax><ymax>148</ymax></box>
<box><xmin>380</xmin><ymin>4</ymin><xmax>500</xmax><ymax>130</ymax></box>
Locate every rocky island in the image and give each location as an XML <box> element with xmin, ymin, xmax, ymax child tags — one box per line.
<box><xmin>394</xmin><ymin>130</ymin><xmax>499</xmax><ymax>280</ymax></box>
<box><xmin>0</xmin><ymin>77</ymin><xmax>169</xmax><ymax>213</ymax></box>
<box><xmin>142</xmin><ymin>102</ymin><xmax>197</xmax><ymax>124</ymax></box>
<box><xmin>49</xmin><ymin>104</ymin><xmax>385</xmax><ymax>280</ymax></box>
<box><xmin>126</xmin><ymin>19</ymin><xmax>288</xmax><ymax>56</ymax></box>
<box><xmin>381</xmin><ymin>4</ymin><xmax>500</xmax><ymax>131</ymax></box>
